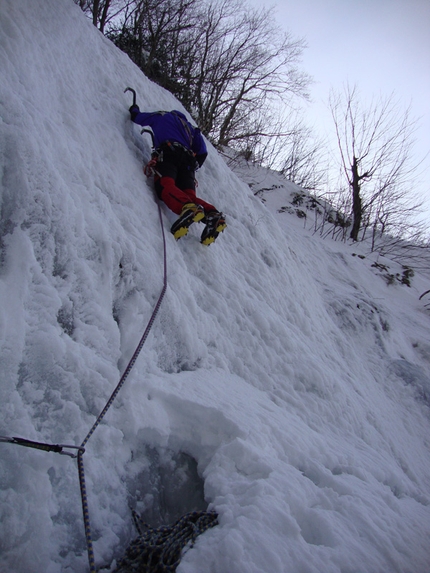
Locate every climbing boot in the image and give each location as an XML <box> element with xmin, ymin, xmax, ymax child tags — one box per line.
<box><xmin>171</xmin><ymin>203</ymin><xmax>205</xmax><ymax>240</ymax></box>
<box><xmin>200</xmin><ymin>211</ymin><xmax>227</xmax><ymax>245</ymax></box>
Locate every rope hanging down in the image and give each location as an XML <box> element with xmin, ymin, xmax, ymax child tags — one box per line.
<box><xmin>77</xmin><ymin>199</ymin><xmax>168</xmax><ymax>572</ymax></box>
<box><xmin>80</xmin><ymin>200</ymin><xmax>167</xmax><ymax>450</ymax></box>
<box><xmin>1</xmin><ymin>196</ymin><xmax>168</xmax><ymax>573</ymax></box>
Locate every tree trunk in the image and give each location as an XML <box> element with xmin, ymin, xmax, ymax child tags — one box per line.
<box><xmin>350</xmin><ymin>156</ymin><xmax>362</xmax><ymax>241</ymax></box>
<box><xmin>92</xmin><ymin>0</ymin><xmax>100</xmax><ymax>27</ymax></box>
<box><xmin>99</xmin><ymin>0</ymin><xmax>111</xmax><ymax>33</ymax></box>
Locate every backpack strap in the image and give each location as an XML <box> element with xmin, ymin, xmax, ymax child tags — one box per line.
<box><xmin>172</xmin><ymin>111</ymin><xmax>194</xmax><ymax>148</ymax></box>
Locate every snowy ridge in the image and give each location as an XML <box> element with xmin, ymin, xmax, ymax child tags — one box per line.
<box><xmin>1</xmin><ymin>1</ymin><xmax>430</xmax><ymax>572</ymax></box>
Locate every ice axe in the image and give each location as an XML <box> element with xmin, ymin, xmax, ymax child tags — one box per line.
<box><xmin>124</xmin><ymin>86</ymin><xmax>137</xmax><ymax>106</ymax></box>
<box><xmin>124</xmin><ymin>86</ymin><xmax>155</xmax><ymax>147</ymax></box>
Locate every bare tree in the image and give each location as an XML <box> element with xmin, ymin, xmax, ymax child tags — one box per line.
<box><xmin>106</xmin><ymin>0</ymin><xmax>310</xmax><ymax>161</ymax></box>
<box><xmin>277</xmin><ymin>118</ymin><xmax>326</xmax><ymax>191</ymax></box>
<box><xmin>185</xmin><ymin>0</ymin><xmax>310</xmax><ymax>147</ymax></box>
<box><xmin>107</xmin><ymin>0</ymin><xmax>202</xmax><ymax>91</ymax></box>
<box><xmin>234</xmin><ymin>108</ymin><xmax>326</xmax><ymax>192</ymax></box>
<box><xmin>74</xmin><ymin>0</ymin><xmax>131</xmax><ymax>33</ymax></box>
<box><xmin>329</xmin><ymin>84</ymin><xmax>421</xmax><ymax>242</ymax></box>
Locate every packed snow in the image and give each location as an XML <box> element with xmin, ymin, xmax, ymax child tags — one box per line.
<box><xmin>1</xmin><ymin>1</ymin><xmax>430</xmax><ymax>572</ymax></box>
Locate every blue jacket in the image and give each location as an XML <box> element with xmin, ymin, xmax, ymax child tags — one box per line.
<box><xmin>131</xmin><ymin>109</ymin><xmax>208</xmax><ymax>167</ymax></box>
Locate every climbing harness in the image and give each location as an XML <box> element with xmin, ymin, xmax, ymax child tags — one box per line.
<box><xmin>144</xmin><ymin>156</ymin><xmax>160</xmax><ymax>177</ymax></box>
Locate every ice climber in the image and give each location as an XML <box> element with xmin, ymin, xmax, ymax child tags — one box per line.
<box><xmin>129</xmin><ymin>105</ymin><xmax>226</xmax><ymax>245</ymax></box>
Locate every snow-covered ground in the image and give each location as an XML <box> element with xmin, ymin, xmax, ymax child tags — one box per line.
<box><xmin>1</xmin><ymin>1</ymin><xmax>430</xmax><ymax>572</ymax></box>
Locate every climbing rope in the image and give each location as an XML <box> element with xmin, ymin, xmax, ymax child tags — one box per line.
<box><xmin>77</xmin><ymin>199</ymin><xmax>168</xmax><ymax>572</ymax></box>
<box><xmin>75</xmin><ymin>199</ymin><xmax>218</xmax><ymax>572</ymax></box>
<box><xmin>80</xmin><ymin>200</ymin><xmax>167</xmax><ymax>451</ymax></box>
<box><xmin>113</xmin><ymin>510</ymin><xmax>219</xmax><ymax>573</ymax></box>
<box><xmin>0</xmin><ymin>198</ymin><xmax>168</xmax><ymax>573</ymax></box>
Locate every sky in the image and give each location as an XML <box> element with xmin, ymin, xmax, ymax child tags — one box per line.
<box><xmin>251</xmin><ymin>0</ymin><xmax>430</xmax><ymax>223</ymax></box>
<box><xmin>1</xmin><ymin>1</ymin><xmax>430</xmax><ymax>571</ymax></box>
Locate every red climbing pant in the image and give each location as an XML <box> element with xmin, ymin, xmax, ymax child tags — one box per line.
<box><xmin>157</xmin><ymin>176</ymin><xmax>216</xmax><ymax>215</ymax></box>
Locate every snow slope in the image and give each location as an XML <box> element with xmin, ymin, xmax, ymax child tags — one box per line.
<box><xmin>1</xmin><ymin>1</ymin><xmax>430</xmax><ymax>572</ymax></box>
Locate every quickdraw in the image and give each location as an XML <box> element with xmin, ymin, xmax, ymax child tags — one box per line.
<box><xmin>144</xmin><ymin>156</ymin><xmax>159</xmax><ymax>177</ymax></box>
<box><xmin>0</xmin><ymin>435</ymin><xmax>84</xmax><ymax>458</ymax></box>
